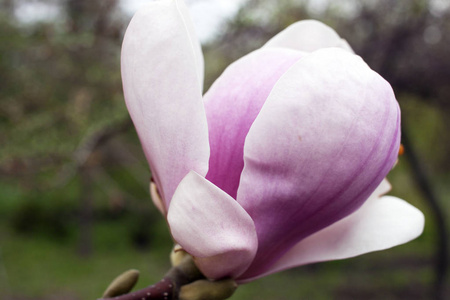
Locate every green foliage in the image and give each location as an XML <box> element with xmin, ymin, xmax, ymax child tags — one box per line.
<box><xmin>0</xmin><ymin>223</ymin><xmax>434</xmax><ymax>299</ymax></box>
<box><xmin>10</xmin><ymin>195</ymin><xmax>73</xmax><ymax>240</ymax></box>
<box><xmin>0</xmin><ymin>4</ymin><xmax>127</xmax><ymax>167</ymax></box>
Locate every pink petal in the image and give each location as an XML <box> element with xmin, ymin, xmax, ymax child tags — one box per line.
<box><xmin>167</xmin><ymin>171</ymin><xmax>258</xmax><ymax>279</ymax></box>
<box><xmin>263</xmin><ymin>20</ymin><xmax>353</xmax><ymax>52</ymax></box>
<box><xmin>121</xmin><ymin>0</ymin><xmax>209</xmax><ymax>209</ymax></box>
<box><xmin>237</xmin><ymin>48</ymin><xmax>401</xmax><ymax>279</ymax></box>
<box><xmin>204</xmin><ymin>48</ymin><xmax>304</xmax><ymax>199</ymax></box>
<box><xmin>239</xmin><ymin>191</ymin><xmax>424</xmax><ymax>282</ymax></box>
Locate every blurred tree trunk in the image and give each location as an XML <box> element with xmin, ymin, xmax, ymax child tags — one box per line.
<box><xmin>65</xmin><ymin>0</ymin><xmax>94</xmax><ymax>258</ymax></box>
<box><xmin>65</xmin><ymin>0</ymin><xmax>118</xmax><ymax>258</ymax></box>
<box><xmin>0</xmin><ymin>0</ymin><xmax>13</xmax><ymax>13</ymax></box>
<box><xmin>78</xmin><ymin>166</ymin><xmax>93</xmax><ymax>257</ymax></box>
<box><xmin>402</xmin><ymin>128</ymin><xmax>448</xmax><ymax>300</ymax></box>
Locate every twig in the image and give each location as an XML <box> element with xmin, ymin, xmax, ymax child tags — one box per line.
<box><xmin>99</xmin><ymin>255</ymin><xmax>204</xmax><ymax>300</ymax></box>
<box><xmin>100</xmin><ymin>277</ymin><xmax>176</xmax><ymax>300</ymax></box>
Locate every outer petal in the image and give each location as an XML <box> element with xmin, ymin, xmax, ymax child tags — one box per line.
<box><xmin>204</xmin><ymin>48</ymin><xmax>304</xmax><ymax>199</ymax></box>
<box><xmin>239</xmin><ymin>191</ymin><xmax>424</xmax><ymax>282</ymax></box>
<box><xmin>167</xmin><ymin>171</ymin><xmax>258</xmax><ymax>279</ymax></box>
<box><xmin>263</xmin><ymin>20</ymin><xmax>353</xmax><ymax>52</ymax></box>
<box><xmin>175</xmin><ymin>0</ymin><xmax>205</xmax><ymax>88</ymax></box>
<box><xmin>121</xmin><ymin>0</ymin><xmax>209</xmax><ymax>210</ymax></box>
<box><xmin>238</xmin><ymin>48</ymin><xmax>401</xmax><ymax>278</ymax></box>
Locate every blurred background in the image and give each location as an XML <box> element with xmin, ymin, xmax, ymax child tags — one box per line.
<box><xmin>0</xmin><ymin>0</ymin><xmax>449</xmax><ymax>299</ymax></box>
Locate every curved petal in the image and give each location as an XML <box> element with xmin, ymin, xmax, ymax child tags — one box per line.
<box><xmin>150</xmin><ymin>181</ymin><xmax>165</xmax><ymax>215</ymax></box>
<box><xmin>167</xmin><ymin>171</ymin><xmax>258</xmax><ymax>279</ymax></box>
<box><xmin>239</xmin><ymin>193</ymin><xmax>424</xmax><ymax>282</ymax></box>
<box><xmin>238</xmin><ymin>48</ymin><xmax>401</xmax><ymax>279</ymax></box>
<box><xmin>121</xmin><ymin>0</ymin><xmax>209</xmax><ymax>209</ymax></box>
<box><xmin>263</xmin><ymin>20</ymin><xmax>353</xmax><ymax>53</ymax></box>
<box><xmin>204</xmin><ymin>48</ymin><xmax>304</xmax><ymax>199</ymax></box>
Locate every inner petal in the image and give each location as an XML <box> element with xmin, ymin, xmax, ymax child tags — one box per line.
<box><xmin>204</xmin><ymin>48</ymin><xmax>304</xmax><ymax>199</ymax></box>
<box><xmin>236</xmin><ymin>49</ymin><xmax>401</xmax><ymax>279</ymax></box>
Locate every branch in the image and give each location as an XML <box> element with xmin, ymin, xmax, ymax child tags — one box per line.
<box><xmin>98</xmin><ymin>252</ymin><xmax>237</xmax><ymax>300</ymax></box>
<box><xmin>101</xmin><ymin>277</ymin><xmax>176</xmax><ymax>300</ymax></box>
<box><xmin>53</xmin><ymin>119</ymin><xmax>133</xmax><ymax>187</ymax></box>
<box><xmin>99</xmin><ymin>254</ymin><xmax>204</xmax><ymax>300</ymax></box>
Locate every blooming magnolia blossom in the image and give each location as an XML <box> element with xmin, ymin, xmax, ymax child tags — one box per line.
<box><xmin>121</xmin><ymin>0</ymin><xmax>424</xmax><ymax>283</ymax></box>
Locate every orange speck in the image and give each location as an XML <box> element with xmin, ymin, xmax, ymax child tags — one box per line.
<box><xmin>398</xmin><ymin>144</ymin><xmax>405</xmax><ymax>156</ymax></box>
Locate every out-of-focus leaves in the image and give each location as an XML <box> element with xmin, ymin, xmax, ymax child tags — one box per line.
<box><xmin>0</xmin><ymin>0</ymin><xmax>127</xmax><ymax>180</ymax></box>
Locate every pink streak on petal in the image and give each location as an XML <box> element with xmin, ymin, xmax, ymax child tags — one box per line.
<box><xmin>239</xmin><ymin>192</ymin><xmax>424</xmax><ymax>282</ymax></box>
<box><xmin>237</xmin><ymin>48</ymin><xmax>401</xmax><ymax>279</ymax></box>
<box><xmin>121</xmin><ymin>0</ymin><xmax>209</xmax><ymax>209</ymax></box>
<box><xmin>167</xmin><ymin>171</ymin><xmax>258</xmax><ymax>279</ymax></box>
<box><xmin>204</xmin><ymin>48</ymin><xmax>304</xmax><ymax>199</ymax></box>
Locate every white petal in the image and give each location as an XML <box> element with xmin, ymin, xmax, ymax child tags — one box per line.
<box><xmin>121</xmin><ymin>0</ymin><xmax>209</xmax><ymax>208</ymax></box>
<box><xmin>239</xmin><ymin>192</ymin><xmax>424</xmax><ymax>282</ymax></box>
<box><xmin>175</xmin><ymin>0</ymin><xmax>205</xmax><ymax>89</ymax></box>
<box><xmin>167</xmin><ymin>171</ymin><xmax>258</xmax><ymax>279</ymax></box>
<box><xmin>263</xmin><ymin>20</ymin><xmax>353</xmax><ymax>53</ymax></box>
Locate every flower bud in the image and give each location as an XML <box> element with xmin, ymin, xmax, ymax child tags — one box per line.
<box><xmin>102</xmin><ymin>269</ymin><xmax>140</xmax><ymax>298</ymax></box>
<box><xmin>170</xmin><ymin>244</ymin><xmax>189</xmax><ymax>267</ymax></box>
<box><xmin>179</xmin><ymin>279</ymin><xmax>237</xmax><ymax>300</ymax></box>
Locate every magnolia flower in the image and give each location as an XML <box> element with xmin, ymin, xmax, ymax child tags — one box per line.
<box><xmin>121</xmin><ymin>0</ymin><xmax>424</xmax><ymax>284</ymax></box>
